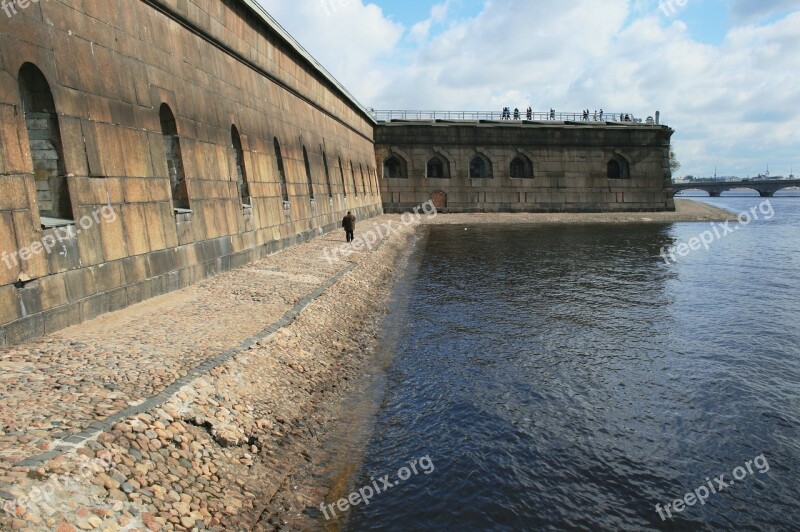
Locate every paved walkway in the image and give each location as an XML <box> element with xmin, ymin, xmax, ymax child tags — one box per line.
<box><xmin>0</xmin><ymin>218</ymin><xmax>395</xmax><ymax>486</ymax></box>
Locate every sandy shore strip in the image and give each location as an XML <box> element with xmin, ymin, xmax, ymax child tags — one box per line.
<box><xmin>424</xmin><ymin>199</ymin><xmax>737</xmax><ymax>225</ymax></box>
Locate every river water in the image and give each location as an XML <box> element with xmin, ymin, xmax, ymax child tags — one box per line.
<box><xmin>340</xmin><ymin>194</ymin><xmax>800</xmax><ymax>531</ymax></box>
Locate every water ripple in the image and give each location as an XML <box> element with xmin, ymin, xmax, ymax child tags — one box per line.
<box><xmin>346</xmin><ymin>198</ymin><xmax>800</xmax><ymax>531</ymax></box>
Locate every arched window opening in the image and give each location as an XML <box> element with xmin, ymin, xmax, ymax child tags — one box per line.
<box><xmin>383</xmin><ymin>155</ymin><xmax>406</xmax><ymax>178</ymax></box>
<box><xmin>427</xmin><ymin>157</ymin><xmax>445</xmax><ymax>178</ymax></box>
<box><xmin>231</xmin><ymin>125</ymin><xmax>250</xmax><ymax>205</ymax></box>
<box><xmin>274</xmin><ymin>137</ymin><xmax>288</xmax><ymax>202</ymax></box>
<box><xmin>510</xmin><ymin>156</ymin><xmax>533</xmax><ymax>178</ymax></box>
<box><xmin>303</xmin><ymin>146</ymin><xmax>314</xmax><ymax>201</ymax></box>
<box><xmin>359</xmin><ymin>163</ymin><xmax>369</xmax><ymax>196</ymax></box>
<box><xmin>338</xmin><ymin>157</ymin><xmax>347</xmax><ymax>197</ymax></box>
<box><xmin>350</xmin><ymin>161</ymin><xmax>358</xmax><ymax>197</ymax></box>
<box><xmin>607</xmin><ymin>157</ymin><xmax>630</xmax><ymax>179</ymax></box>
<box><xmin>322</xmin><ymin>150</ymin><xmax>333</xmax><ymax>198</ymax></box>
<box><xmin>18</xmin><ymin>63</ymin><xmax>72</xmax><ymax>221</ymax></box>
<box><xmin>469</xmin><ymin>155</ymin><xmax>492</xmax><ymax>178</ymax></box>
<box><xmin>608</xmin><ymin>160</ymin><xmax>621</xmax><ymax>179</ymax></box>
<box><xmin>159</xmin><ymin>103</ymin><xmax>190</xmax><ymax>210</ymax></box>
<box><xmin>366</xmin><ymin>165</ymin><xmax>374</xmax><ymax>195</ymax></box>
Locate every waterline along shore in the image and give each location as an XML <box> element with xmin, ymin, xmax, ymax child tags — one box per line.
<box><xmin>0</xmin><ymin>200</ymin><xmax>733</xmax><ymax>531</ymax></box>
<box><xmin>424</xmin><ymin>198</ymin><xmax>738</xmax><ymax>225</ymax></box>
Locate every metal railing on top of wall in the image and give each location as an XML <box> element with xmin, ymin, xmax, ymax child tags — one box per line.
<box><xmin>369</xmin><ymin>109</ymin><xmax>662</xmax><ymax>125</ymax></box>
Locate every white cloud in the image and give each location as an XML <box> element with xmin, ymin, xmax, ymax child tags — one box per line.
<box><xmin>255</xmin><ymin>0</ymin><xmax>404</xmax><ymax>103</ymax></box>
<box><xmin>410</xmin><ymin>1</ymin><xmax>451</xmax><ymax>41</ymax></box>
<box><xmin>729</xmin><ymin>0</ymin><xmax>800</xmax><ymax>21</ymax></box>
<box><xmin>377</xmin><ymin>0</ymin><xmax>631</xmax><ymax>112</ymax></box>
<box><xmin>257</xmin><ymin>0</ymin><xmax>800</xmax><ymax>176</ymax></box>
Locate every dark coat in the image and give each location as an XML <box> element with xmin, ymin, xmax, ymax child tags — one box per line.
<box><xmin>342</xmin><ymin>214</ymin><xmax>356</xmax><ymax>231</ymax></box>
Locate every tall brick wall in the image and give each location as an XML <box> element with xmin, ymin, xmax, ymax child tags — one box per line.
<box><xmin>376</xmin><ymin>121</ymin><xmax>675</xmax><ymax>213</ymax></box>
<box><xmin>0</xmin><ymin>0</ymin><xmax>382</xmax><ymax>345</ymax></box>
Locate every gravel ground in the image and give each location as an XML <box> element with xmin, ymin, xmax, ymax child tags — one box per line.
<box><xmin>0</xmin><ymin>217</ymin><xmax>419</xmax><ymax>531</ymax></box>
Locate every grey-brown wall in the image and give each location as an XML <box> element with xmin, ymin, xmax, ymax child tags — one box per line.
<box><xmin>0</xmin><ymin>0</ymin><xmax>382</xmax><ymax>345</ymax></box>
<box><xmin>376</xmin><ymin>121</ymin><xmax>675</xmax><ymax>213</ymax></box>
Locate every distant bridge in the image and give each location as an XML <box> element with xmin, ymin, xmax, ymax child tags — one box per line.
<box><xmin>672</xmin><ymin>179</ymin><xmax>800</xmax><ymax>197</ymax></box>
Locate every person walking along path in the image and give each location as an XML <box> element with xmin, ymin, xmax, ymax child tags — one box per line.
<box><xmin>342</xmin><ymin>211</ymin><xmax>356</xmax><ymax>242</ymax></box>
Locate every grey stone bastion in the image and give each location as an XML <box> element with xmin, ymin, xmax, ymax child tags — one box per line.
<box><xmin>376</xmin><ymin>120</ymin><xmax>675</xmax><ymax>213</ymax></box>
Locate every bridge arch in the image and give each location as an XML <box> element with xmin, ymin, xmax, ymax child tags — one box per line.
<box><xmin>673</xmin><ymin>188</ymin><xmax>711</xmax><ymax>196</ymax></box>
<box><xmin>720</xmin><ymin>187</ymin><xmax>760</xmax><ymax>196</ymax></box>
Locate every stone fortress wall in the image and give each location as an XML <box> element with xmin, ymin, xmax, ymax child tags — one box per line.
<box><xmin>375</xmin><ymin>120</ymin><xmax>675</xmax><ymax>213</ymax></box>
<box><xmin>0</xmin><ymin>0</ymin><xmax>383</xmax><ymax>345</ymax></box>
<box><xmin>0</xmin><ymin>1</ymin><xmax>677</xmax><ymax>346</ymax></box>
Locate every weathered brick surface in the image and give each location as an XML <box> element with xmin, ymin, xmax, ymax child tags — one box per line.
<box><xmin>0</xmin><ymin>0</ymin><xmax>382</xmax><ymax>342</ymax></box>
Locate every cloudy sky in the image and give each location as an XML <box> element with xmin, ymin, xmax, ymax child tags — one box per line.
<box><xmin>256</xmin><ymin>0</ymin><xmax>800</xmax><ymax>178</ymax></box>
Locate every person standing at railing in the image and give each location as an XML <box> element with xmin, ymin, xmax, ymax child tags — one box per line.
<box><xmin>526</xmin><ymin>107</ymin><xmax>532</xmax><ymax>120</ymax></box>
<box><xmin>599</xmin><ymin>108</ymin><xmax>604</xmax><ymax>120</ymax></box>
<box><xmin>513</xmin><ymin>108</ymin><xmax>520</xmax><ymax>120</ymax></box>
